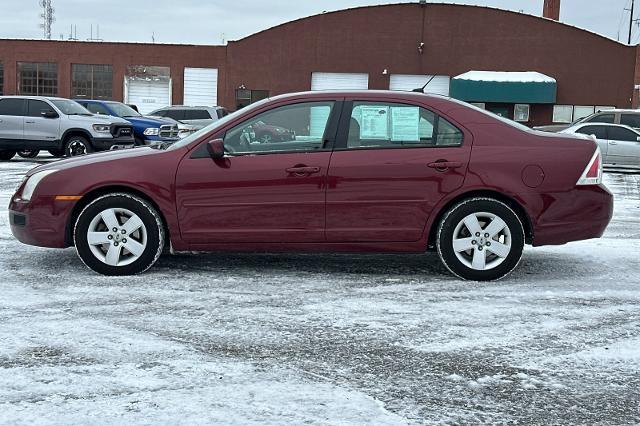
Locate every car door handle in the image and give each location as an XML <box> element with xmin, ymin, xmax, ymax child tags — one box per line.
<box><xmin>25</xmin><ymin>120</ymin><xmax>35</xmax><ymax>124</ymax></box>
<box><xmin>428</xmin><ymin>161</ymin><xmax>462</xmax><ymax>171</ymax></box>
<box><xmin>285</xmin><ymin>166</ymin><xmax>321</xmax><ymax>175</ymax></box>
<box><xmin>609</xmin><ymin>141</ymin><xmax>617</xmax><ymax>145</ymax></box>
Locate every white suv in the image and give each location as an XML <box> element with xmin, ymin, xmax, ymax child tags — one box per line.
<box><xmin>0</xmin><ymin>96</ymin><xmax>135</xmax><ymax>161</ymax></box>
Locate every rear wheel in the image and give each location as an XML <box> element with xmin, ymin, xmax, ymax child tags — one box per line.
<box><xmin>74</xmin><ymin>193</ymin><xmax>165</xmax><ymax>276</ymax></box>
<box><xmin>0</xmin><ymin>150</ymin><xmax>16</xmax><ymax>161</ymax></box>
<box><xmin>65</xmin><ymin>136</ymin><xmax>93</xmax><ymax>157</ymax></box>
<box><xmin>436</xmin><ymin>197</ymin><xmax>524</xmax><ymax>281</ymax></box>
<box><xmin>18</xmin><ymin>150</ymin><xmax>40</xmax><ymax>158</ymax></box>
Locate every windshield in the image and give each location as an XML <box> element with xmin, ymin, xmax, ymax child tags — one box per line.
<box><xmin>51</xmin><ymin>99</ymin><xmax>93</xmax><ymax>116</ymax></box>
<box><xmin>165</xmin><ymin>97</ymin><xmax>272</xmax><ymax>151</ymax></box>
<box><xmin>107</xmin><ymin>102</ymin><xmax>141</xmax><ymax>117</ymax></box>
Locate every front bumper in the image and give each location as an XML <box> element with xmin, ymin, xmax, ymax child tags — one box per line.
<box><xmin>532</xmin><ymin>184</ymin><xmax>614</xmax><ymax>246</ymax></box>
<box><xmin>92</xmin><ymin>135</ymin><xmax>135</xmax><ymax>151</ymax></box>
<box><xmin>9</xmin><ymin>196</ymin><xmax>74</xmax><ymax>248</ymax></box>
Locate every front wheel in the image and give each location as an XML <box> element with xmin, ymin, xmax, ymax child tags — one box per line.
<box><xmin>18</xmin><ymin>150</ymin><xmax>40</xmax><ymax>158</ymax></box>
<box><xmin>0</xmin><ymin>150</ymin><xmax>16</xmax><ymax>161</ymax></box>
<box><xmin>48</xmin><ymin>148</ymin><xmax>65</xmax><ymax>158</ymax></box>
<box><xmin>74</xmin><ymin>193</ymin><xmax>165</xmax><ymax>275</ymax></box>
<box><xmin>65</xmin><ymin>136</ymin><xmax>93</xmax><ymax>157</ymax></box>
<box><xmin>436</xmin><ymin>198</ymin><xmax>524</xmax><ymax>281</ymax></box>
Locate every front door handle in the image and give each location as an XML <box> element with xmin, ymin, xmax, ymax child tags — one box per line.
<box><xmin>428</xmin><ymin>161</ymin><xmax>462</xmax><ymax>171</ymax></box>
<box><xmin>609</xmin><ymin>141</ymin><xmax>618</xmax><ymax>145</ymax></box>
<box><xmin>285</xmin><ymin>166</ymin><xmax>321</xmax><ymax>175</ymax></box>
<box><xmin>25</xmin><ymin>120</ymin><xmax>35</xmax><ymax>124</ymax></box>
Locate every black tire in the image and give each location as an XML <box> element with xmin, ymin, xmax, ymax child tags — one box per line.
<box><xmin>134</xmin><ymin>136</ymin><xmax>146</xmax><ymax>147</ymax></box>
<box><xmin>18</xmin><ymin>150</ymin><xmax>40</xmax><ymax>159</ymax></box>
<box><xmin>74</xmin><ymin>193</ymin><xmax>165</xmax><ymax>276</ymax></box>
<box><xmin>0</xmin><ymin>150</ymin><xmax>16</xmax><ymax>161</ymax></box>
<box><xmin>436</xmin><ymin>197</ymin><xmax>525</xmax><ymax>281</ymax></box>
<box><xmin>48</xmin><ymin>148</ymin><xmax>65</xmax><ymax>157</ymax></box>
<box><xmin>65</xmin><ymin>135</ymin><xmax>94</xmax><ymax>157</ymax></box>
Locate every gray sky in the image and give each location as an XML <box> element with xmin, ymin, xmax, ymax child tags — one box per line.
<box><xmin>0</xmin><ymin>0</ymin><xmax>635</xmax><ymax>45</ymax></box>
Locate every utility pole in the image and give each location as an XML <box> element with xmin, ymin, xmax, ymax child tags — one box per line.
<box><xmin>629</xmin><ymin>0</ymin><xmax>636</xmax><ymax>45</ymax></box>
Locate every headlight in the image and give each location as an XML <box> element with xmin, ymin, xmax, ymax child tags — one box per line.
<box><xmin>144</xmin><ymin>128</ymin><xmax>160</xmax><ymax>136</ymax></box>
<box><xmin>21</xmin><ymin>170</ymin><xmax>58</xmax><ymax>201</ymax></box>
<box><xmin>92</xmin><ymin>124</ymin><xmax>111</xmax><ymax>133</ymax></box>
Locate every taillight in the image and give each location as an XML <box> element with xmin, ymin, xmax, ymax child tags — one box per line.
<box><xmin>576</xmin><ymin>147</ymin><xmax>603</xmax><ymax>186</ymax></box>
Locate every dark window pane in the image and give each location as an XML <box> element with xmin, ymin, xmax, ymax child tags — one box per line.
<box><xmin>17</xmin><ymin>62</ymin><xmax>57</xmax><ymax>96</ymax></box>
<box><xmin>165</xmin><ymin>109</ymin><xmax>185</xmax><ymax>120</ymax></box>
<box><xmin>585</xmin><ymin>113</ymin><xmax>615</xmax><ymax>124</ymax></box>
<box><xmin>608</xmin><ymin>126</ymin><xmax>638</xmax><ymax>142</ymax></box>
<box><xmin>0</xmin><ymin>62</ymin><xmax>4</xmax><ymax>95</ymax></box>
<box><xmin>620</xmin><ymin>114</ymin><xmax>640</xmax><ymax>129</ymax></box>
<box><xmin>436</xmin><ymin>117</ymin><xmax>464</xmax><ymax>146</ymax></box>
<box><xmin>0</xmin><ymin>98</ymin><xmax>25</xmax><ymax>115</ymax></box>
<box><xmin>576</xmin><ymin>125</ymin><xmax>607</xmax><ymax>139</ymax></box>
<box><xmin>71</xmin><ymin>64</ymin><xmax>112</xmax><ymax>100</ymax></box>
<box><xmin>27</xmin><ymin>99</ymin><xmax>54</xmax><ymax>117</ymax></box>
<box><xmin>184</xmin><ymin>109</ymin><xmax>211</xmax><ymax>120</ymax></box>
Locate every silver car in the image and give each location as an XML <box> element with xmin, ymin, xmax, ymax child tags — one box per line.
<box><xmin>562</xmin><ymin>123</ymin><xmax>640</xmax><ymax>171</ymax></box>
<box><xmin>148</xmin><ymin>105</ymin><xmax>229</xmax><ymax>130</ymax></box>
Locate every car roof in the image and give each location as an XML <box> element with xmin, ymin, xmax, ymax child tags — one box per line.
<box><xmin>593</xmin><ymin>109</ymin><xmax>639</xmax><ymax>113</ymax></box>
<box><xmin>0</xmin><ymin>95</ymin><xmax>69</xmax><ymax>101</ymax></box>
<box><xmin>571</xmin><ymin>122</ymin><xmax>640</xmax><ymax>133</ymax></box>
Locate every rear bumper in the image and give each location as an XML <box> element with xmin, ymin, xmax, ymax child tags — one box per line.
<box><xmin>532</xmin><ymin>184</ymin><xmax>613</xmax><ymax>246</ymax></box>
<box><xmin>9</xmin><ymin>196</ymin><xmax>73</xmax><ymax>248</ymax></box>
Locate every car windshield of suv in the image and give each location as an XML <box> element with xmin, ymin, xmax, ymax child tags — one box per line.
<box><xmin>107</xmin><ymin>102</ymin><xmax>142</xmax><ymax>118</ymax></box>
<box><xmin>51</xmin><ymin>99</ymin><xmax>93</xmax><ymax>116</ymax></box>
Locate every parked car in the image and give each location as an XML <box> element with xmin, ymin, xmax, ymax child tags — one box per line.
<box><xmin>145</xmin><ymin>115</ymin><xmax>199</xmax><ymax>139</ymax></box>
<box><xmin>9</xmin><ymin>91</ymin><xmax>612</xmax><ymax>280</ymax></box>
<box><xmin>534</xmin><ymin>109</ymin><xmax>640</xmax><ymax>132</ymax></box>
<box><xmin>561</xmin><ymin>123</ymin><xmax>640</xmax><ymax>170</ymax></box>
<box><xmin>0</xmin><ymin>96</ymin><xmax>134</xmax><ymax>161</ymax></box>
<box><xmin>75</xmin><ymin>100</ymin><xmax>181</xmax><ymax>146</ymax></box>
<box><xmin>149</xmin><ymin>105</ymin><xmax>229</xmax><ymax>130</ymax></box>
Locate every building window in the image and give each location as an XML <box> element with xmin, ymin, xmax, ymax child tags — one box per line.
<box><xmin>0</xmin><ymin>62</ymin><xmax>3</xmax><ymax>95</ymax></box>
<box><xmin>236</xmin><ymin>88</ymin><xmax>269</xmax><ymax>110</ymax></box>
<box><xmin>469</xmin><ymin>102</ymin><xmax>485</xmax><ymax>109</ymax></box>
<box><xmin>552</xmin><ymin>105</ymin><xmax>573</xmax><ymax>123</ymax></box>
<box><xmin>573</xmin><ymin>106</ymin><xmax>595</xmax><ymax>121</ymax></box>
<box><xmin>17</xmin><ymin>62</ymin><xmax>58</xmax><ymax>96</ymax></box>
<box><xmin>514</xmin><ymin>104</ymin><xmax>530</xmax><ymax>122</ymax></box>
<box><xmin>72</xmin><ymin>64</ymin><xmax>113</xmax><ymax>100</ymax></box>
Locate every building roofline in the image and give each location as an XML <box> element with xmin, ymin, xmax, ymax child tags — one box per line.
<box><xmin>231</xmin><ymin>2</ymin><xmax>633</xmax><ymax>48</ymax></box>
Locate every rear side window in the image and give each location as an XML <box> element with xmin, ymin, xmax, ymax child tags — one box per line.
<box><xmin>184</xmin><ymin>109</ymin><xmax>211</xmax><ymax>120</ymax></box>
<box><xmin>576</xmin><ymin>125</ymin><xmax>607</xmax><ymax>139</ymax></box>
<box><xmin>217</xmin><ymin>108</ymin><xmax>229</xmax><ymax>119</ymax></box>
<box><xmin>608</xmin><ymin>126</ymin><xmax>639</xmax><ymax>142</ymax></box>
<box><xmin>0</xmin><ymin>98</ymin><xmax>25</xmax><ymax>116</ymax></box>
<box><xmin>346</xmin><ymin>102</ymin><xmax>463</xmax><ymax>148</ymax></box>
<box><xmin>584</xmin><ymin>113</ymin><xmax>615</xmax><ymax>124</ymax></box>
<box><xmin>27</xmin><ymin>99</ymin><xmax>55</xmax><ymax>117</ymax></box>
<box><xmin>620</xmin><ymin>114</ymin><xmax>640</xmax><ymax>128</ymax></box>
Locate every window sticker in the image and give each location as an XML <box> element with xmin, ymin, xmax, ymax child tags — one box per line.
<box><xmin>360</xmin><ymin>106</ymin><xmax>389</xmax><ymax>139</ymax></box>
<box><xmin>391</xmin><ymin>106</ymin><xmax>420</xmax><ymax>141</ymax></box>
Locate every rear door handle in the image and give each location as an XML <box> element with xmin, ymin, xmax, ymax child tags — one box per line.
<box><xmin>609</xmin><ymin>141</ymin><xmax>618</xmax><ymax>145</ymax></box>
<box><xmin>25</xmin><ymin>120</ymin><xmax>35</xmax><ymax>124</ymax></box>
<box><xmin>285</xmin><ymin>166</ymin><xmax>321</xmax><ymax>175</ymax></box>
<box><xmin>428</xmin><ymin>161</ymin><xmax>462</xmax><ymax>170</ymax></box>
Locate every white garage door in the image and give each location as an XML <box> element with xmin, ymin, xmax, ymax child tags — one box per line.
<box><xmin>389</xmin><ymin>74</ymin><xmax>450</xmax><ymax>96</ymax></box>
<box><xmin>124</xmin><ymin>77</ymin><xmax>172</xmax><ymax>115</ymax></box>
<box><xmin>183</xmin><ymin>67</ymin><xmax>218</xmax><ymax>106</ymax></box>
<box><xmin>311</xmin><ymin>72</ymin><xmax>369</xmax><ymax>90</ymax></box>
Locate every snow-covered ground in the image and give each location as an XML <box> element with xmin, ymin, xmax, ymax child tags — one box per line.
<box><xmin>0</xmin><ymin>157</ymin><xmax>639</xmax><ymax>425</ymax></box>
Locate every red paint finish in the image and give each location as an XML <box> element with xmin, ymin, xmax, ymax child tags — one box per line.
<box><xmin>9</xmin><ymin>91</ymin><xmax>613</xmax><ymax>255</ymax></box>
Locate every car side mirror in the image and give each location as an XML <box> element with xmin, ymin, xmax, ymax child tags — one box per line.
<box><xmin>41</xmin><ymin>110</ymin><xmax>58</xmax><ymax>119</ymax></box>
<box><xmin>206</xmin><ymin>138</ymin><xmax>225</xmax><ymax>159</ymax></box>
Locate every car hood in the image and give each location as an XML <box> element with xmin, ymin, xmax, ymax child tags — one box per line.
<box><xmin>26</xmin><ymin>147</ymin><xmax>166</xmax><ymax>177</ymax></box>
<box><xmin>125</xmin><ymin>116</ymin><xmax>175</xmax><ymax>127</ymax></box>
<box><xmin>67</xmin><ymin>114</ymin><xmax>130</xmax><ymax>125</ymax></box>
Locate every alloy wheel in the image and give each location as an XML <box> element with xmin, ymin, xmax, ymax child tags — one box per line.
<box><xmin>451</xmin><ymin>212</ymin><xmax>512</xmax><ymax>271</ymax></box>
<box><xmin>86</xmin><ymin>208</ymin><xmax>148</xmax><ymax>267</ymax></box>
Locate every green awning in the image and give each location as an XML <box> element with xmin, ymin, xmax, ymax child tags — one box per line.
<box><xmin>450</xmin><ymin>71</ymin><xmax>557</xmax><ymax>104</ymax></box>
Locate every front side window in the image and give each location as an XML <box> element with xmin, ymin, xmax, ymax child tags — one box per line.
<box><xmin>165</xmin><ymin>109</ymin><xmax>186</xmax><ymax>120</ymax></box>
<box><xmin>224</xmin><ymin>101</ymin><xmax>334</xmax><ymax>154</ymax></box>
<box><xmin>106</xmin><ymin>102</ymin><xmax>140</xmax><ymax>118</ymax></box>
<box><xmin>17</xmin><ymin>62</ymin><xmax>58</xmax><ymax>96</ymax></box>
<box><xmin>85</xmin><ymin>103</ymin><xmax>111</xmax><ymax>116</ymax></box>
<box><xmin>576</xmin><ymin>125</ymin><xmax>607</xmax><ymax>140</ymax></box>
<box><xmin>71</xmin><ymin>64</ymin><xmax>113</xmax><ymax>100</ymax></box>
<box><xmin>585</xmin><ymin>113</ymin><xmax>615</xmax><ymax>124</ymax></box>
<box><xmin>346</xmin><ymin>102</ymin><xmax>463</xmax><ymax>149</ymax></box>
<box><xmin>27</xmin><ymin>99</ymin><xmax>55</xmax><ymax>117</ymax></box>
<box><xmin>620</xmin><ymin>114</ymin><xmax>640</xmax><ymax>129</ymax></box>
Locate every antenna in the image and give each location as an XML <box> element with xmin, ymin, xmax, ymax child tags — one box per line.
<box><xmin>412</xmin><ymin>75</ymin><xmax>437</xmax><ymax>93</ymax></box>
<box><xmin>39</xmin><ymin>0</ymin><xmax>55</xmax><ymax>40</ymax></box>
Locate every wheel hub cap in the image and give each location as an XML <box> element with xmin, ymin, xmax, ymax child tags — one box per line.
<box><xmin>86</xmin><ymin>208</ymin><xmax>147</xmax><ymax>267</ymax></box>
<box><xmin>452</xmin><ymin>212</ymin><xmax>512</xmax><ymax>271</ymax></box>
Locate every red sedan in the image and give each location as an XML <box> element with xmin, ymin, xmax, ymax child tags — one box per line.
<box><xmin>8</xmin><ymin>91</ymin><xmax>612</xmax><ymax>280</ymax></box>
